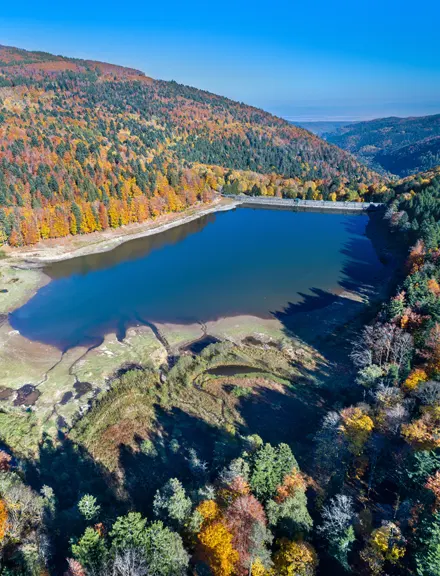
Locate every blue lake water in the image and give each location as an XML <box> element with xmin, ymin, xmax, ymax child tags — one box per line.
<box><xmin>10</xmin><ymin>207</ymin><xmax>384</xmax><ymax>349</ymax></box>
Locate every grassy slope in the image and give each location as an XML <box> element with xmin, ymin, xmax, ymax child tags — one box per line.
<box><xmin>71</xmin><ymin>340</ymin><xmax>324</xmax><ymax>472</ymax></box>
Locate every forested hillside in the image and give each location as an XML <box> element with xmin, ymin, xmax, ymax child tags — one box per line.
<box><xmin>0</xmin><ymin>45</ymin><xmax>382</xmax><ymax>246</ymax></box>
<box><xmin>327</xmin><ymin>114</ymin><xmax>440</xmax><ymax>177</ymax></box>
<box><xmin>375</xmin><ymin>136</ymin><xmax>440</xmax><ymax>176</ymax></box>
<box><xmin>323</xmin><ymin>165</ymin><xmax>440</xmax><ymax>576</ymax></box>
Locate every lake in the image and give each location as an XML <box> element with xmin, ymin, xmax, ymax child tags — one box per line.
<box><xmin>10</xmin><ymin>207</ymin><xmax>384</xmax><ymax>349</ymax></box>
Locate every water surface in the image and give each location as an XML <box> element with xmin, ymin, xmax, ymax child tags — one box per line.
<box><xmin>10</xmin><ymin>207</ymin><xmax>384</xmax><ymax>349</ymax></box>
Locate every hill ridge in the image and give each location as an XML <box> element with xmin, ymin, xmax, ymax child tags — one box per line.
<box><xmin>0</xmin><ymin>44</ymin><xmax>383</xmax><ymax>247</ymax></box>
<box><xmin>327</xmin><ymin>113</ymin><xmax>440</xmax><ymax>176</ymax></box>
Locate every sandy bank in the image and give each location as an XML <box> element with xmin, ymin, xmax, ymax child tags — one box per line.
<box><xmin>0</xmin><ymin>198</ymin><xmax>238</xmax><ymax>316</ymax></box>
<box><xmin>6</xmin><ymin>197</ymin><xmax>239</xmax><ymax>266</ymax></box>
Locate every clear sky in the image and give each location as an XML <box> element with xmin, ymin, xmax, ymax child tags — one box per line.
<box><xmin>1</xmin><ymin>0</ymin><xmax>439</xmax><ymax>121</ymax></box>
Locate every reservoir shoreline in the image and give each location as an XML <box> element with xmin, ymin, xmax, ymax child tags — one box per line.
<box><xmin>4</xmin><ymin>197</ymin><xmax>238</xmax><ymax>267</ymax></box>
<box><xmin>0</xmin><ymin>196</ymin><xmax>386</xmax><ymax>322</ymax></box>
<box><xmin>10</xmin><ymin>207</ymin><xmax>386</xmax><ymax>350</ymax></box>
<box><xmin>0</xmin><ymin>198</ymin><xmax>238</xmax><ymax>314</ymax></box>
<box><xmin>2</xmin><ymin>196</ymin><xmax>382</xmax><ymax>269</ymax></box>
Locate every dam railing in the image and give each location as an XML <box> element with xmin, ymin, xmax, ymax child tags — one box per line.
<box><xmin>224</xmin><ymin>195</ymin><xmax>383</xmax><ymax>212</ymax></box>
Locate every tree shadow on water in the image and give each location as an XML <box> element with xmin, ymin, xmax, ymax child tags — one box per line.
<box><xmin>273</xmin><ymin>287</ymin><xmax>366</xmax><ymax>366</ymax></box>
<box><xmin>272</xmin><ymin>219</ymin><xmax>390</xmax><ymax>366</ymax></box>
<box><xmin>339</xmin><ymin>234</ymin><xmax>387</xmax><ymax>296</ymax></box>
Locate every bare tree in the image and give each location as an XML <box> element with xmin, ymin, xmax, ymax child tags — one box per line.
<box><xmin>112</xmin><ymin>548</ymin><xmax>149</xmax><ymax>576</ymax></box>
<box><xmin>374</xmin><ymin>383</ymin><xmax>404</xmax><ymax>406</ymax></box>
<box><xmin>4</xmin><ymin>483</ymin><xmax>43</xmax><ymax>542</ymax></box>
<box><xmin>415</xmin><ymin>380</ymin><xmax>440</xmax><ymax>405</ymax></box>
<box><xmin>318</xmin><ymin>494</ymin><xmax>356</xmax><ymax>569</ymax></box>
<box><xmin>384</xmin><ymin>405</ymin><xmax>409</xmax><ymax>435</ymax></box>
<box><xmin>319</xmin><ymin>494</ymin><xmax>354</xmax><ymax>536</ymax></box>
<box><xmin>392</xmin><ymin>328</ymin><xmax>413</xmax><ymax>369</ymax></box>
<box><xmin>218</xmin><ymin>457</ymin><xmax>250</xmax><ymax>486</ymax></box>
<box><xmin>373</xmin><ymin>384</ymin><xmax>409</xmax><ymax>435</ymax></box>
<box><xmin>351</xmin><ymin>323</ymin><xmax>413</xmax><ymax>369</ymax></box>
<box><xmin>187</xmin><ymin>448</ymin><xmax>208</xmax><ymax>479</ymax></box>
<box><xmin>314</xmin><ymin>412</ymin><xmax>348</xmax><ymax>487</ymax></box>
<box><xmin>351</xmin><ymin>326</ymin><xmax>374</xmax><ymax>368</ymax></box>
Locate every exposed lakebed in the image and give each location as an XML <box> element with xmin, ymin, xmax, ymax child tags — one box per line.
<box><xmin>10</xmin><ymin>207</ymin><xmax>385</xmax><ymax>349</ymax></box>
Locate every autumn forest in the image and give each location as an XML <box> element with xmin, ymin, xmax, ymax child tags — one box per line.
<box><xmin>0</xmin><ymin>45</ymin><xmax>383</xmax><ymax>247</ymax></box>
<box><xmin>0</xmin><ymin>43</ymin><xmax>440</xmax><ymax>576</ymax></box>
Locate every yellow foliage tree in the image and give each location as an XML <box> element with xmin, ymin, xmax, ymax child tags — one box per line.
<box><xmin>403</xmin><ymin>368</ymin><xmax>428</xmax><ymax>393</ymax></box>
<box><xmin>40</xmin><ymin>220</ymin><xmax>50</xmax><ymax>240</ymax></box>
<box><xmin>271</xmin><ymin>539</ymin><xmax>318</xmax><ymax>576</ymax></box>
<box><xmin>251</xmin><ymin>558</ymin><xmax>267</xmax><ymax>576</ymax></box>
<box><xmin>198</xmin><ymin>521</ymin><xmax>239</xmax><ymax>576</ymax></box>
<box><xmin>0</xmin><ymin>228</ymin><xmax>7</xmax><ymax>245</ymax></box>
<box><xmin>339</xmin><ymin>407</ymin><xmax>374</xmax><ymax>455</ymax></box>
<box><xmin>197</xmin><ymin>500</ymin><xmax>220</xmax><ymax>522</ymax></box>
<box><xmin>371</xmin><ymin>523</ymin><xmax>405</xmax><ymax>562</ymax></box>
<box><xmin>108</xmin><ymin>200</ymin><xmax>120</xmax><ymax>228</ymax></box>
<box><xmin>69</xmin><ymin>213</ymin><xmax>77</xmax><ymax>235</ymax></box>
<box><xmin>402</xmin><ymin>406</ymin><xmax>440</xmax><ymax>450</ymax></box>
<box><xmin>361</xmin><ymin>522</ymin><xmax>405</xmax><ymax>574</ymax></box>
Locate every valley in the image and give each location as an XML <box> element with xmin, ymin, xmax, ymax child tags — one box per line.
<box><xmin>0</xmin><ymin>41</ymin><xmax>438</xmax><ymax>576</ymax></box>
<box><xmin>326</xmin><ymin>114</ymin><xmax>440</xmax><ymax>177</ymax></box>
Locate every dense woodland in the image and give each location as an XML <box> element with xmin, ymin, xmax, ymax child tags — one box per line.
<box><xmin>327</xmin><ymin>115</ymin><xmax>440</xmax><ymax>177</ymax></box>
<box><xmin>0</xmin><ymin>45</ymin><xmax>383</xmax><ymax>247</ymax></box>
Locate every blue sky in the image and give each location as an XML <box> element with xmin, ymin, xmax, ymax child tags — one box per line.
<box><xmin>1</xmin><ymin>0</ymin><xmax>439</xmax><ymax>120</ymax></box>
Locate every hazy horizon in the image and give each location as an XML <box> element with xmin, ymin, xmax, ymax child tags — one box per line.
<box><xmin>281</xmin><ymin>101</ymin><xmax>440</xmax><ymax>123</ymax></box>
<box><xmin>1</xmin><ymin>0</ymin><xmax>439</xmax><ymax>123</ymax></box>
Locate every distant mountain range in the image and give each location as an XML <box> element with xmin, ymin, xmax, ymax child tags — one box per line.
<box><xmin>291</xmin><ymin>120</ymin><xmax>354</xmax><ymax>137</ymax></box>
<box><xmin>324</xmin><ymin>114</ymin><xmax>440</xmax><ymax>177</ymax></box>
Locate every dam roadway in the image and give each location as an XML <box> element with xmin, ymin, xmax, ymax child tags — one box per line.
<box><xmin>224</xmin><ymin>195</ymin><xmax>383</xmax><ymax>212</ymax></box>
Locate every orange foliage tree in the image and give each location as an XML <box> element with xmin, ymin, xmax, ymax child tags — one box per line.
<box><xmin>425</xmin><ymin>470</ymin><xmax>440</xmax><ymax>510</ymax></box>
<box><xmin>224</xmin><ymin>492</ymin><xmax>267</xmax><ymax>575</ymax></box>
<box><xmin>275</xmin><ymin>469</ymin><xmax>307</xmax><ymax>503</ymax></box>
<box><xmin>0</xmin><ymin>498</ymin><xmax>8</xmax><ymax>542</ymax></box>
<box><xmin>407</xmin><ymin>240</ymin><xmax>425</xmax><ymax>273</ymax></box>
